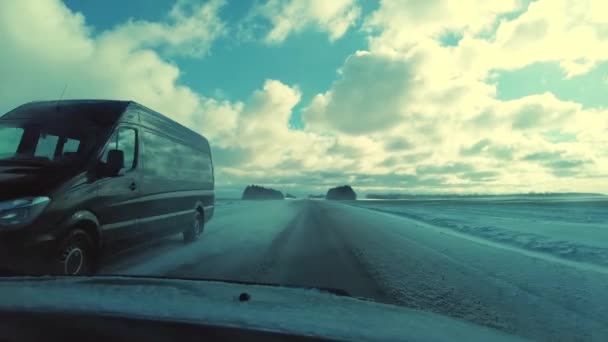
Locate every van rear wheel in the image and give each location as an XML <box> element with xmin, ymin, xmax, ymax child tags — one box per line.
<box><xmin>183</xmin><ymin>210</ymin><xmax>204</xmax><ymax>243</ymax></box>
<box><xmin>56</xmin><ymin>229</ymin><xmax>95</xmax><ymax>275</ymax></box>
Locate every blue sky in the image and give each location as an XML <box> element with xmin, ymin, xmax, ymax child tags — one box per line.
<box><xmin>63</xmin><ymin>0</ymin><xmax>608</xmax><ymax>130</ymax></box>
<box><xmin>494</xmin><ymin>61</ymin><xmax>608</xmax><ymax>109</ymax></box>
<box><xmin>2</xmin><ymin>0</ymin><xmax>608</xmax><ymax>195</ymax></box>
<box><xmin>64</xmin><ymin>0</ymin><xmax>176</xmax><ymax>28</ymax></box>
<box><xmin>64</xmin><ymin>0</ymin><xmax>378</xmax><ymax>128</ymax></box>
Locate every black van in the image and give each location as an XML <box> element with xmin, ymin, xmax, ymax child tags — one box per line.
<box><xmin>0</xmin><ymin>100</ymin><xmax>214</xmax><ymax>275</ymax></box>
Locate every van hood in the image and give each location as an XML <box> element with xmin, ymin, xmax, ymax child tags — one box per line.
<box><xmin>0</xmin><ymin>165</ymin><xmax>75</xmax><ymax>201</ymax></box>
<box><xmin>0</xmin><ymin>276</ymin><xmax>525</xmax><ymax>342</ymax></box>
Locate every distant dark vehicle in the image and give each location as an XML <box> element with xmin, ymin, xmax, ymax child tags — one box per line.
<box><xmin>0</xmin><ymin>100</ymin><xmax>214</xmax><ymax>275</ymax></box>
<box><xmin>242</xmin><ymin>185</ymin><xmax>283</xmax><ymax>200</ymax></box>
<box><xmin>326</xmin><ymin>185</ymin><xmax>357</xmax><ymax>200</ymax></box>
<box><xmin>308</xmin><ymin>194</ymin><xmax>325</xmax><ymax>199</ymax></box>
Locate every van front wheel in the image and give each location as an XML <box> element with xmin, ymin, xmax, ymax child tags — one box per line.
<box><xmin>183</xmin><ymin>210</ymin><xmax>203</xmax><ymax>243</ymax></box>
<box><xmin>56</xmin><ymin>229</ymin><xmax>95</xmax><ymax>275</ymax></box>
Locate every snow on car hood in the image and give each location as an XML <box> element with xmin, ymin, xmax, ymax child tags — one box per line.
<box><xmin>0</xmin><ymin>276</ymin><xmax>524</xmax><ymax>342</ymax></box>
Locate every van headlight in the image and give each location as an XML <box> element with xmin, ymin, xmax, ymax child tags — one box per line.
<box><xmin>0</xmin><ymin>197</ymin><xmax>51</xmax><ymax>228</ymax></box>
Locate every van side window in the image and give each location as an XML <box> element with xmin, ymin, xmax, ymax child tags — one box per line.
<box><xmin>142</xmin><ymin>130</ymin><xmax>211</xmax><ymax>181</ymax></box>
<box><xmin>62</xmin><ymin>138</ymin><xmax>80</xmax><ymax>154</ymax></box>
<box><xmin>100</xmin><ymin>128</ymin><xmax>137</xmax><ymax>170</ymax></box>
<box><xmin>34</xmin><ymin>134</ymin><xmax>59</xmax><ymax>159</ymax></box>
<box><xmin>0</xmin><ymin>127</ymin><xmax>23</xmax><ymax>158</ymax></box>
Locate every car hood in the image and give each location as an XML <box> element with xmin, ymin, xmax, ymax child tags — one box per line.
<box><xmin>0</xmin><ymin>276</ymin><xmax>525</xmax><ymax>342</ymax></box>
<box><xmin>0</xmin><ymin>165</ymin><xmax>74</xmax><ymax>200</ymax></box>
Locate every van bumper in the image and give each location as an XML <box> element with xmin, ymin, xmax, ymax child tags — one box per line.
<box><xmin>0</xmin><ymin>232</ymin><xmax>58</xmax><ymax>275</ymax></box>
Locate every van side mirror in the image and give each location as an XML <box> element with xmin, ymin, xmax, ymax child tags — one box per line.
<box><xmin>106</xmin><ymin>149</ymin><xmax>125</xmax><ymax>177</ymax></box>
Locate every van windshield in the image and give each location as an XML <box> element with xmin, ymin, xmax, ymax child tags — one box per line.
<box><xmin>0</xmin><ymin>122</ymin><xmax>106</xmax><ymax>166</ymax></box>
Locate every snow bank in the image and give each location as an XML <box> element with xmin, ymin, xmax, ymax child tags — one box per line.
<box><xmin>214</xmin><ymin>199</ymin><xmax>241</xmax><ymax>206</ymax></box>
<box><xmin>322</xmin><ymin>201</ymin><xmax>608</xmax><ymax>341</ymax></box>
<box><xmin>352</xmin><ymin>198</ymin><xmax>608</xmax><ymax>267</ymax></box>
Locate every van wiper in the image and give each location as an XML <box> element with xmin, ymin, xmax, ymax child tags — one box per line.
<box><xmin>187</xmin><ymin>277</ymin><xmax>352</xmax><ymax>297</ymax></box>
<box><xmin>0</xmin><ymin>158</ymin><xmax>55</xmax><ymax>167</ymax></box>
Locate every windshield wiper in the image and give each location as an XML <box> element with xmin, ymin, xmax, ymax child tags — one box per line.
<box><xmin>8</xmin><ymin>274</ymin><xmax>352</xmax><ymax>297</ymax></box>
<box><xmin>0</xmin><ymin>158</ymin><xmax>56</xmax><ymax>167</ymax></box>
<box><xmin>183</xmin><ymin>276</ymin><xmax>352</xmax><ymax>297</ymax></box>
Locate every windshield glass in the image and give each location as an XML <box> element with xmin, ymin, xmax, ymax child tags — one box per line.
<box><xmin>1</xmin><ymin>1</ymin><xmax>607</xmax><ymax>341</ymax></box>
<box><xmin>0</xmin><ymin>122</ymin><xmax>103</xmax><ymax>166</ymax></box>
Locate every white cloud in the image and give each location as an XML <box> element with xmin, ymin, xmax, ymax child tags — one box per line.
<box><xmin>296</xmin><ymin>0</ymin><xmax>608</xmax><ymax>193</ymax></box>
<box><xmin>303</xmin><ymin>51</ymin><xmax>419</xmax><ymax>134</ymax></box>
<box><xmin>366</xmin><ymin>0</ymin><xmax>608</xmax><ymax>78</ymax></box>
<box><xmin>2</xmin><ymin>0</ymin><xmax>608</xmax><ymax>194</ymax></box>
<box><xmin>0</xmin><ymin>0</ymin><xmax>359</xmax><ymax>193</ymax></box>
<box><xmin>248</xmin><ymin>0</ymin><xmax>608</xmax><ymax>193</ymax></box>
<box><xmin>202</xmin><ymin>79</ymin><xmax>355</xmax><ymax>174</ymax></box>
<box><xmin>365</xmin><ymin>0</ymin><xmax>523</xmax><ymax>49</ymax></box>
<box><xmin>243</xmin><ymin>0</ymin><xmax>361</xmax><ymax>43</ymax></box>
<box><xmin>102</xmin><ymin>0</ymin><xmax>227</xmax><ymax>58</ymax></box>
<box><xmin>483</xmin><ymin>0</ymin><xmax>608</xmax><ymax>77</ymax></box>
<box><xmin>302</xmin><ymin>56</ymin><xmax>608</xmax><ymax>193</ymax></box>
<box><xmin>0</xmin><ymin>0</ymin><xmax>230</xmax><ymax>127</ymax></box>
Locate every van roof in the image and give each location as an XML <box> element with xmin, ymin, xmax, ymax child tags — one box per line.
<box><xmin>3</xmin><ymin>99</ymin><xmax>210</xmax><ymax>150</ymax></box>
<box><xmin>126</xmin><ymin>101</ymin><xmax>210</xmax><ymax>147</ymax></box>
<box><xmin>2</xmin><ymin>100</ymin><xmax>131</xmax><ymax>126</ymax></box>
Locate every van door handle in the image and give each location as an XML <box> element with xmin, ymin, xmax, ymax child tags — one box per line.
<box><xmin>129</xmin><ymin>182</ymin><xmax>137</xmax><ymax>191</ymax></box>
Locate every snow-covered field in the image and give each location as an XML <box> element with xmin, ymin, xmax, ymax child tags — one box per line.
<box><xmin>328</xmin><ymin>199</ymin><xmax>608</xmax><ymax>341</ymax></box>
<box><xmin>99</xmin><ymin>198</ymin><xmax>608</xmax><ymax>341</ymax></box>
<box><xmin>351</xmin><ymin>197</ymin><xmax>608</xmax><ymax>267</ymax></box>
<box><xmin>214</xmin><ymin>199</ymin><xmax>241</xmax><ymax>206</ymax></box>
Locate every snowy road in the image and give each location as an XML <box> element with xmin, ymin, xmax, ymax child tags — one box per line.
<box><xmin>100</xmin><ymin>199</ymin><xmax>608</xmax><ymax>341</ymax></box>
<box><xmin>102</xmin><ymin>200</ymin><xmax>387</xmax><ymax>301</ymax></box>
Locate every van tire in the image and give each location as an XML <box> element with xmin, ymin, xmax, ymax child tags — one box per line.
<box><xmin>56</xmin><ymin>229</ymin><xmax>96</xmax><ymax>275</ymax></box>
<box><xmin>183</xmin><ymin>210</ymin><xmax>203</xmax><ymax>243</ymax></box>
